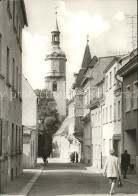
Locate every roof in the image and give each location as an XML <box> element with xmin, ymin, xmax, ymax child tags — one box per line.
<box><xmin>54</xmin><ymin>16</ymin><xmax>59</xmax><ymax>32</ymax></box>
<box><xmin>117</xmin><ymin>49</ymin><xmax>138</xmax><ymax>77</ymax></box>
<box><xmin>20</xmin><ymin>0</ymin><xmax>28</xmax><ymax>26</ymax></box>
<box><xmin>88</xmin><ymin>56</ymin><xmax>98</xmax><ymax>68</ymax></box>
<box><xmin>53</xmin><ymin>116</ymin><xmax>69</xmax><ymax>136</ymax></box>
<box><xmin>72</xmin><ymin>68</ymin><xmax>86</xmax><ymax>89</ymax></box>
<box><xmin>23</xmin><ymin>126</ymin><xmax>36</xmax><ymax>135</ymax></box>
<box><xmin>81</xmin><ymin>44</ymin><xmax>91</xmax><ymax>68</ymax></box>
<box><xmin>103</xmin><ymin>56</ymin><xmax>120</xmax><ymax>73</ymax></box>
<box><xmin>92</xmin><ymin>56</ymin><xmax>116</xmax><ymax>85</ymax></box>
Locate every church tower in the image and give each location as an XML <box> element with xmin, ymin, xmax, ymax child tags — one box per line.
<box><xmin>45</xmin><ymin>12</ymin><xmax>67</xmax><ymax>117</ymax></box>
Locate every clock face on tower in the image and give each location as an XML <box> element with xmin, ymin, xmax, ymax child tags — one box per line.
<box><xmin>53</xmin><ymin>52</ymin><xmax>58</xmax><ymax>57</ymax></box>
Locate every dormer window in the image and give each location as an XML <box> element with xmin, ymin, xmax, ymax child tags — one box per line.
<box><xmin>53</xmin><ymin>81</ymin><xmax>57</xmax><ymax>91</ymax></box>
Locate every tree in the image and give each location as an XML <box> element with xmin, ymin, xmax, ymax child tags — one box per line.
<box><xmin>35</xmin><ymin>89</ymin><xmax>61</xmax><ymax>136</ymax></box>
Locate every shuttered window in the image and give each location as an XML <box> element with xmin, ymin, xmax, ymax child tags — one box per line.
<box><xmin>0</xmin><ymin>118</ymin><xmax>2</xmax><ymax>156</ymax></box>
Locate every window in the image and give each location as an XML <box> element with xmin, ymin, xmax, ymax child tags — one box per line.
<box><xmin>12</xmin><ymin>123</ymin><xmax>14</xmax><ymax>152</ymax></box>
<box><xmin>87</xmin><ymin>90</ymin><xmax>89</xmax><ymax>104</ymax></box>
<box><xmin>125</xmin><ymin>85</ymin><xmax>131</xmax><ymax>112</ymax></box>
<box><xmin>95</xmin><ymin>113</ymin><xmax>97</xmax><ymax>127</ymax></box>
<box><xmin>53</xmin><ymin>81</ymin><xmax>57</xmax><ymax>91</ymax></box>
<box><xmin>109</xmin><ymin>139</ymin><xmax>112</xmax><ymax>150</ymax></box>
<box><xmin>16</xmin><ymin>66</ymin><xmax>18</xmax><ymax>92</ymax></box>
<box><xmin>106</xmin><ymin>107</ymin><xmax>108</xmax><ymax>123</ymax></box>
<box><xmin>103</xmin><ymin>139</ymin><xmax>106</xmax><ymax>155</ymax></box>
<box><xmin>132</xmin><ymin>81</ymin><xmax>138</xmax><ymax>109</ymax></box>
<box><xmin>118</xmin><ymin>101</ymin><xmax>121</xmax><ymax>120</ymax></box>
<box><xmin>0</xmin><ymin>118</ymin><xmax>2</xmax><ymax>156</ymax></box>
<box><xmin>16</xmin><ymin>125</ymin><xmax>18</xmax><ymax>152</ymax></box>
<box><xmin>99</xmin><ymin>111</ymin><xmax>101</xmax><ymax>126</ymax></box>
<box><xmin>7</xmin><ymin>0</ymin><xmax>12</xmax><ymax>19</ymax></box>
<box><xmin>53</xmin><ymin>61</ymin><xmax>58</xmax><ymax>71</ymax></box>
<box><xmin>16</xmin><ymin>15</ymin><xmax>18</xmax><ymax>33</ymax></box>
<box><xmin>6</xmin><ymin>47</ymin><xmax>10</xmax><ymax>82</ymax></box>
<box><xmin>114</xmin><ymin>102</ymin><xmax>116</xmax><ymax>121</ymax></box>
<box><xmin>114</xmin><ymin>67</ymin><xmax>117</xmax><ymax>85</ymax></box>
<box><xmin>105</xmin><ymin>75</ymin><xmax>108</xmax><ymax>91</ymax></box>
<box><xmin>13</xmin><ymin>0</ymin><xmax>15</xmax><ymax>27</ymax></box>
<box><xmin>91</xmin><ymin>114</ymin><xmax>94</xmax><ymax>128</ymax></box>
<box><xmin>12</xmin><ymin>58</ymin><xmax>15</xmax><ymax>88</ymax></box>
<box><xmin>103</xmin><ymin>109</ymin><xmax>105</xmax><ymax>124</ymax></box>
<box><xmin>84</xmin><ymin>91</ymin><xmax>87</xmax><ymax>105</ymax></box>
<box><xmin>110</xmin><ymin>71</ymin><xmax>112</xmax><ymax>88</ymax></box>
<box><xmin>0</xmin><ymin>34</ymin><xmax>2</xmax><ymax>72</ymax></box>
<box><xmin>110</xmin><ymin>105</ymin><xmax>112</xmax><ymax>122</ymax></box>
<box><xmin>19</xmin><ymin>25</ymin><xmax>21</xmax><ymax>43</ymax></box>
<box><xmin>19</xmin><ymin>73</ymin><xmax>21</xmax><ymax>94</ymax></box>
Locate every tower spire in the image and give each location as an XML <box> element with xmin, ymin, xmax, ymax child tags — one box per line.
<box><xmin>51</xmin><ymin>10</ymin><xmax>60</xmax><ymax>45</ymax></box>
<box><xmin>87</xmin><ymin>34</ymin><xmax>89</xmax><ymax>45</ymax></box>
<box><xmin>54</xmin><ymin>7</ymin><xmax>59</xmax><ymax>32</ymax></box>
<box><xmin>81</xmin><ymin>35</ymin><xmax>91</xmax><ymax>68</ymax></box>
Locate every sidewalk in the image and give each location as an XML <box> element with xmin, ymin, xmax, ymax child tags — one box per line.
<box><xmin>122</xmin><ymin>175</ymin><xmax>138</xmax><ymax>185</ymax></box>
<box><xmin>1</xmin><ymin>164</ymin><xmax>43</xmax><ymax>196</ymax></box>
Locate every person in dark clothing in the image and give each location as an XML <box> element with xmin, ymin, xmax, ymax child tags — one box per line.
<box><xmin>42</xmin><ymin>153</ymin><xmax>48</xmax><ymax>164</ymax></box>
<box><xmin>121</xmin><ymin>150</ymin><xmax>130</xmax><ymax>179</ymax></box>
<box><xmin>70</xmin><ymin>152</ymin><xmax>75</xmax><ymax>163</ymax></box>
<box><xmin>75</xmin><ymin>152</ymin><xmax>78</xmax><ymax>163</ymax></box>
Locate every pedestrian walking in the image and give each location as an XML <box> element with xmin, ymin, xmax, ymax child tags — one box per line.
<box><xmin>75</xmin><ymin>152</ymin><xmax>78</xmax><ymax>163</ymax></box>
<box><xmin>103</xmin><ymin>149</ymin><xmax>121</xmax><ymax>195</ymax></box>
<box><xmin>121</xmin><ymin>150</ymin><xmax>130</xmax><ymax>179</ymax></box>
<box><xmin>42</xmin><ymin>152</ymin><xmax>48</xmax><ymax>165</ymax></box>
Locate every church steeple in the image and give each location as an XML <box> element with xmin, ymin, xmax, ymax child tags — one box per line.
<box><xmin>51</xmin><ymin>11</ymin><xmax>60</xmax><ymax>45</ymax></box>
<box><xmin>81</xmin><ymin>35</ymin><xmax>91</xmax><ymax>69</ymax></box>
<box><xmin>45</xmin><ymin>11</ymin><xmax>66</xmax><ymax>117</ymax></box>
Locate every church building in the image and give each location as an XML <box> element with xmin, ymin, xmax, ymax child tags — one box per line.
<box><xmin>45</xmin><ymin>13</ymin><xmax>67</xmax><ymax>117</ymax></box>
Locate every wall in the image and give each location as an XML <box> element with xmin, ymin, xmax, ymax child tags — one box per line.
<box><xmin>102</xmin><ymin>61</ymin><xmax>122</xmax><ymax>166</ymax></box>
<box><xmin>84</xmin><ymin>121</ymin><xmax>91</xmax><ymax>163</ymax></box>
<box><xmin>45</xmin><ymin>77</ymin><xmax>66</xmax><ymax>117</ymax></box>
<box><xmin>122</xmin><ymin>69</ymin><xmax>137</xmax><ymax>173</ymax></box>
<box><xmin>22</xmin><ymin>76</ymin><xmax>37</xmax><ymax>166</ymax></box>
<box><xmin>91</xmin><ymin>107</ymin><xmax>101</xmax><ymax>168</ymax></box>
<box><xmin>0</xmin><ymin>0</ymin><xmax>27</xmax><ymax>187</ymax></box>
<box><xmin>23</xmin><ymin>130</ymin><xmax>36</xmax><ymax>168</ymax></box>
<box><xmin>22</xmin><ymin>76</ymin><xmax>37</xmax><ymax>127</ymax></box>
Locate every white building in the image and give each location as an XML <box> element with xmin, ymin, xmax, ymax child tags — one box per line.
<box><xmin>102</xmin><ymin>57</ymin><xmax>122</xmax><ymax>165</ymax></box>
<box><xmin>22</xmin><ymin>76</ymin><xmax>38</xmax><ymax>168</ymax></box>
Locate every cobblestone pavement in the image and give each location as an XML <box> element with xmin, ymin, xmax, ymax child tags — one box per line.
<box><xmin>1</xmin><ymin>164</ymin><xmax>43</xmax><ymax>196</ymax></box>
<box><xmin>28</xmin><ymin>159</ymin><xmax>138</xmax><ymax>196</ymax></box>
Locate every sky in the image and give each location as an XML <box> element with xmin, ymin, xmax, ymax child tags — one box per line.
<box><xmin>23</xmin><ymin>0</ymin><xmax>137</xmax><ymax>98</ymax></box>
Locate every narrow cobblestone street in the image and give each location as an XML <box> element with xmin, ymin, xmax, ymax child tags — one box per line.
<box><xmin>27</xmin><ymin>159</ymin><xmax>138</xmax><ymax>196</ymax></box>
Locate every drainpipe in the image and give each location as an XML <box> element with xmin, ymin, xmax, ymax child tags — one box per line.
<box><xmin>90</xmin><ymin>110</ymin><xmax>92</xmax><ymax>165</ymax></box>
<box><xmin>100</xmin><ymin>103</ymin><xmax>103</xmax><ymax>169</ymax></box>
<box><xmin>115</xmin><ymin>73</ymin><xmax>123</xmax><ymax>154</ymax></box>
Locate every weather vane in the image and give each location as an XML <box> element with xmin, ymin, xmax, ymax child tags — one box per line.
<box><xmin>54</xmin><ymin>6</ymin><xmax>59</xmax><ymax>15</ymax></box>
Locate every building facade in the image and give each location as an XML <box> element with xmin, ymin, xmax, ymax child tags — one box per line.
<box><xmin>45</xmin><ymin>14</ymin><xmax>67</xmax><ymax>117</ymax></box>
<box><xmin>118</xmin><ymin>48</ymin><xmax>138</xmax><ymax>175</ymax></box>
<box><xmin>52</xmin><ymin>98</ymin><xmax>80</xmax><ymax>161</ymax></box>
<box><xmin>0</xmin><ymin>0</ymin><xmax>27</xmax><ymax>187</ymax></box>
<box><xmin>73</xmin><ymin>40</ymin><xmax>98</xmax><ymax>163</ymax></box>
<box><xmin>23</xmin><ymin>126</ymin><xmax>36</xmax><ymax>169</ymax></box>
<box><xmin>89</xmin><ymin>56</ymin><xmax>120</xmax><ymax>167</ymax></box>
<box><xmin>22</xmin><ymin>76</ymin><xmax>38</xmax><ymax>168</ymax></box>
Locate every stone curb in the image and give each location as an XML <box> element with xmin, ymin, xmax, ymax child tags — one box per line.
<box><xmin>122</xmin><ymin>178</ymin><xmax>138</xmax><ymax>186</ymax></box>
<box><xmin>18</xmin><ymin>165</ymin><xmax>44</xmax><ymax>196</ymax></box>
